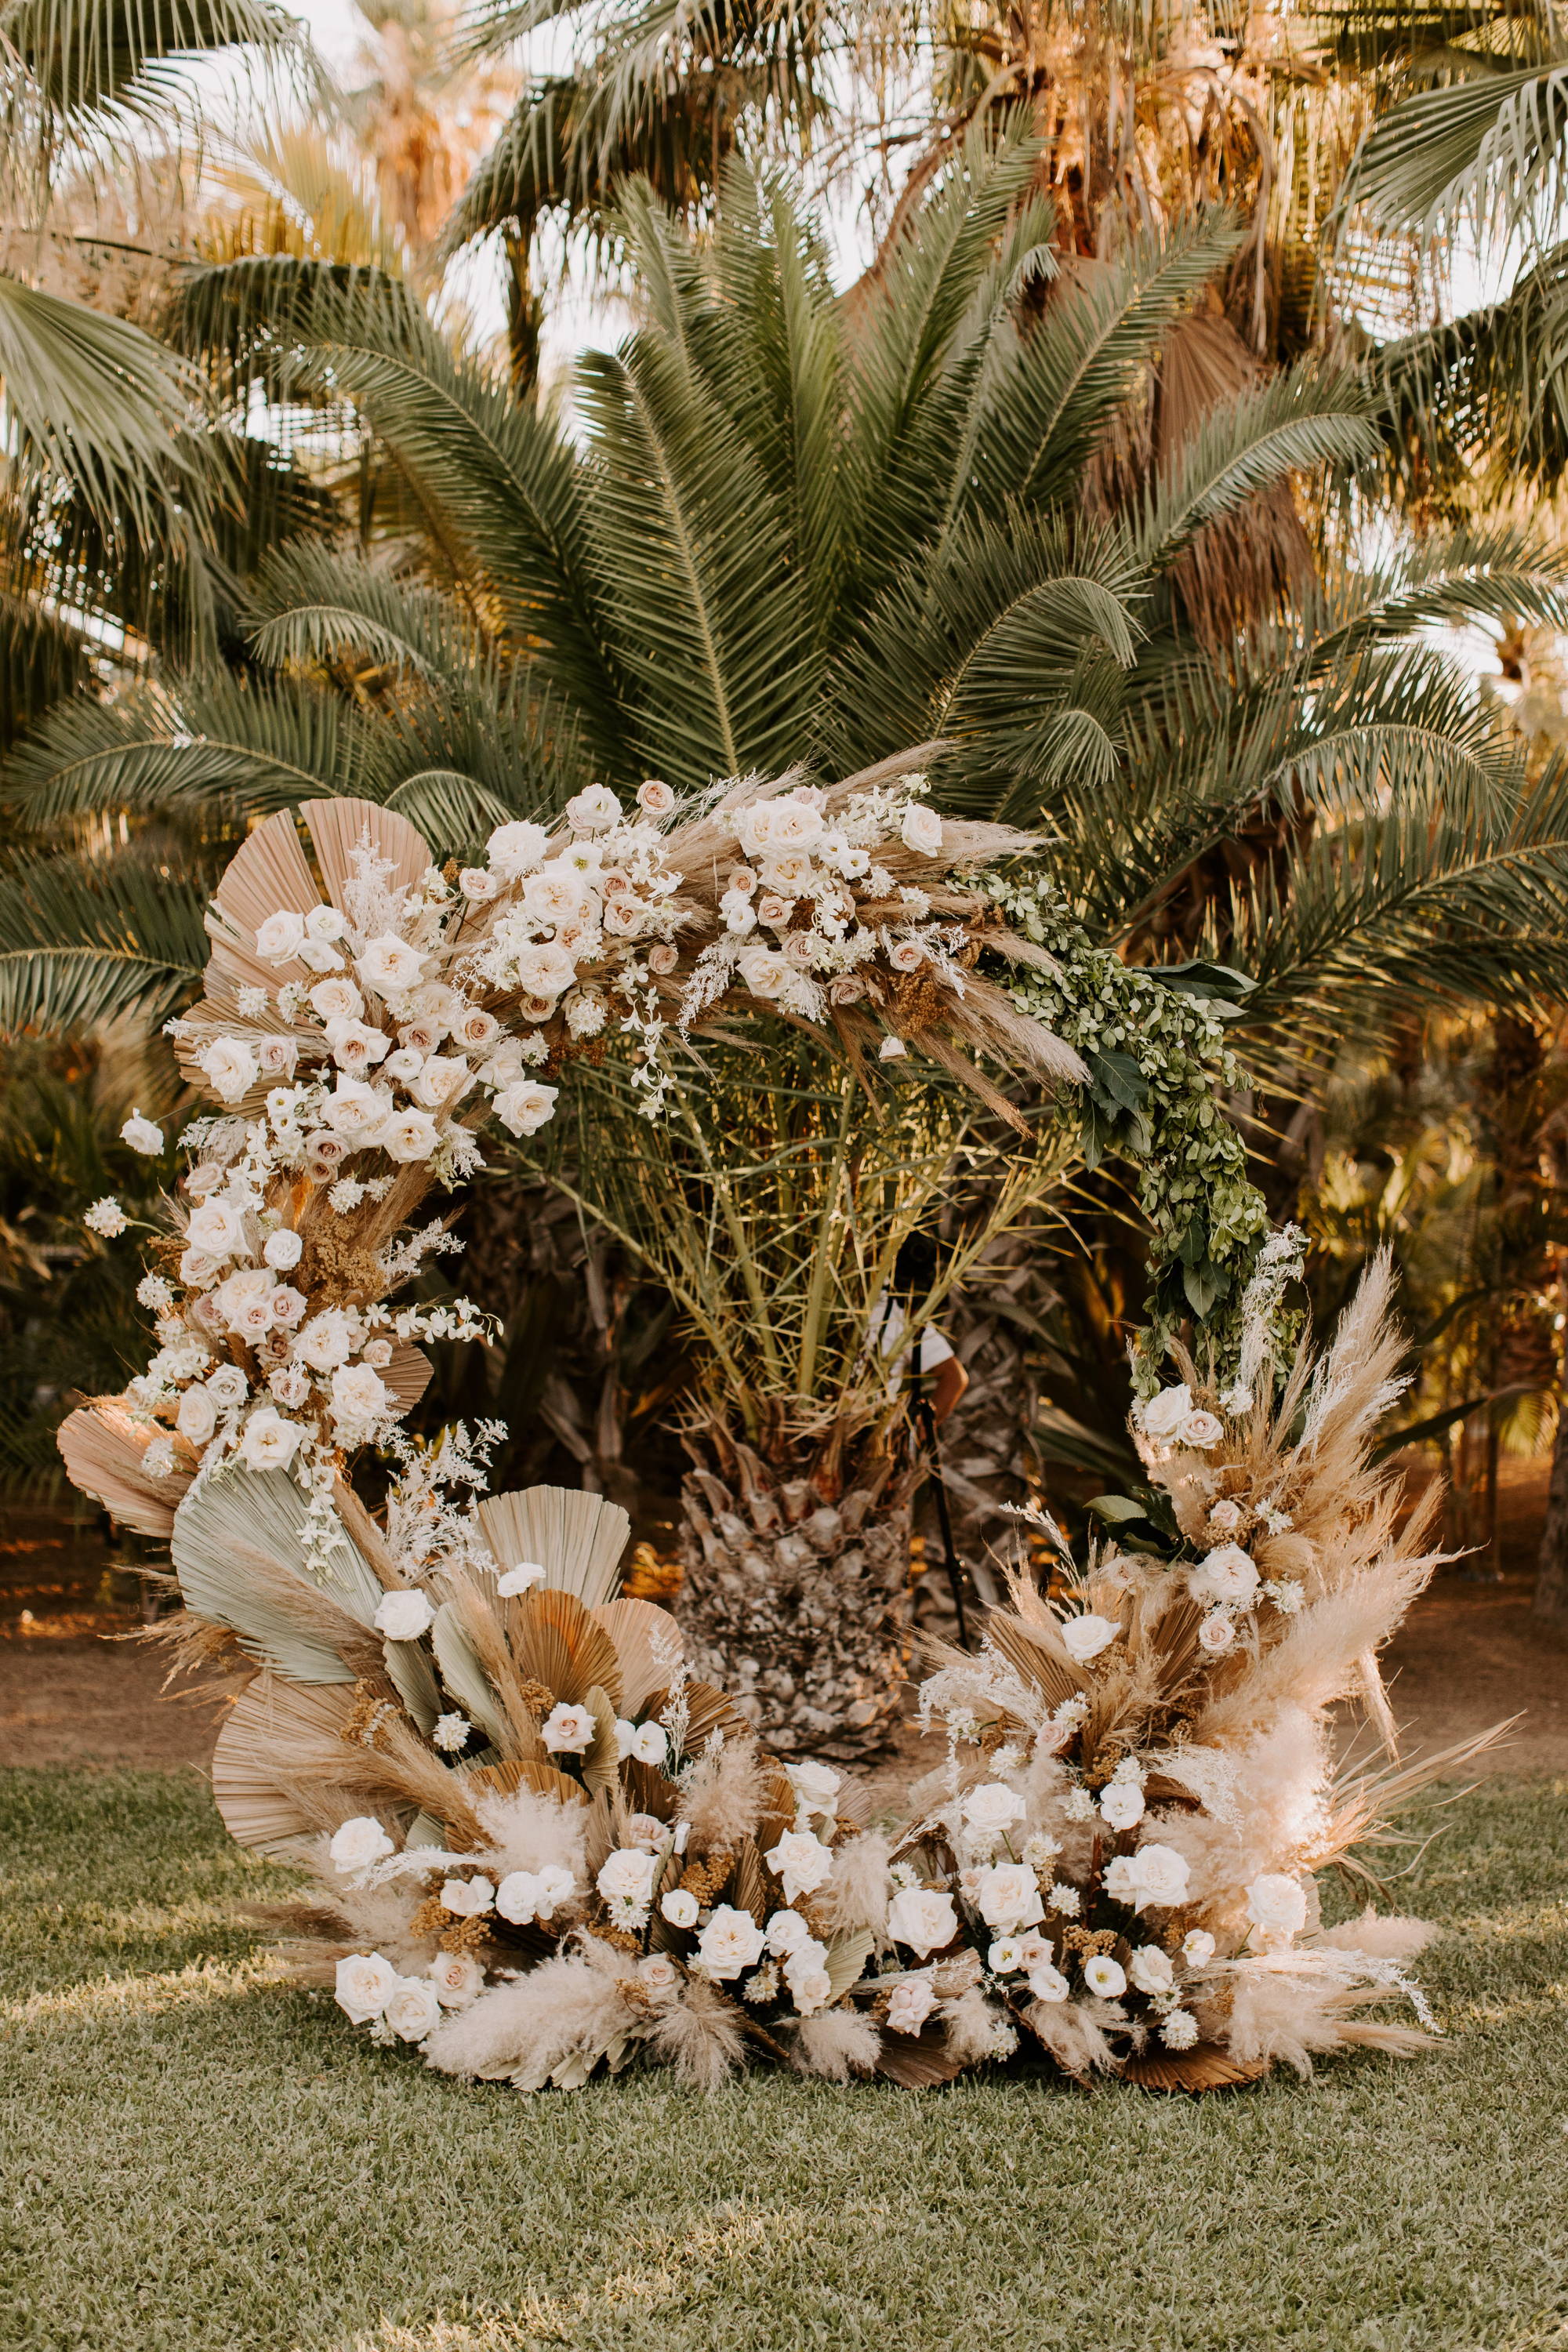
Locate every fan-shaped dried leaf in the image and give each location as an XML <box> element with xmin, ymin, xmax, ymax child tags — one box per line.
<box><xmin>1120</xmin><ymin>2045</ymin><xmax>1270</xmax><ymax>2092</ymax></box>
<box><xmin>303</xmin><ymin>797</ymin><xmax>431</xmax><ymax>912</ymax></box>
<box><xmin>591</xmin><ymin>1597</ymin><xmax>683</xmax><ymax>1715</ymax></box>
<box><xmin>207</xmin><ymin>808</ymin><xmax>320</xmax><ymax>993</ymax></box>
<box><xmin>477</xmin><ymin>1484</ymin><xmax>630</xmax><ymax>1610</ymax></box>
<box><xmin>56</xmin><ymin>1401</ymin><xmax>191</xmax><ymax>1537</ymax></box>
<box><xmin>507</xmin><ymin>1588</ymin><xmax>623</xmax><ymax>1713</ymax></box>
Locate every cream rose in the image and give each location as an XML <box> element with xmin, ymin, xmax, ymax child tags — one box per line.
<box><xmin>540</xmin><ymin>1701</ymin><xmax>594</xmax><ymax>1752</ymax></box>
<box><xmin>1140</xmin><ymin>1381</ymin><xmax>1193</xmax><ymax>1440</ymax></box>
<box><xmin>961</xmin><ymin>1782</ymin><xmax>1026</xmax><ymax>1836</ymax></box>
<box><xmin>334</xmin><ymin>1951</ymin><xmax>399</xmax><ymax>2023</ymax></box>
<box><xmin>564</xmin><ymin>783</ymin><xmax>622</xmax><ymax>833</ymax></box>
<box><xmin>485</xmin><ymin>818</ymin><xmax>550</xmax><ymax>878</ymax></box>
<box><xmin>1103</xmin><ymin>1842</ymin><xmax>1191</xmax><ymax>1913</ymax></box>
<box><xmin>262</xmin><ymin>1227</ymin><xmax>303</xmax><ymax>1271</ymax></box>
<box><xmin>121</xmin><ymin>1110</ymin><xmax>163</xmax><ymax>1155</ymax></box>
<box><xmin>974</xmin><ymin>1861</ymin><xmax>1045</xmax><ymax>1934</ymax></box>
<box><xmin>1192</xmin><ymin>1543</ymin><xmax>1260</xmax><ymax>1607</ymax></box>
<box><xmin>884</xmin><ymin>1975</ymin><xmax>936</xmax><ymax>2034</ymax></box>
<box><xmin>1025</xmin><ymin>1961</ymin><xmax>1070</xmax><ymax>2003</ymax></box>
<box><xmin>196</xmin><ymin>1039</ymin><xmax>260</xmax><ymax>1102</ymax></box>
<box><xmin>885</xmin><ymin>1885</ymin><xmax>959</xmax><ymax>1958</ymax></box>
<box><xmin>382</xmin><ymin>1109</ymin><xmax>441</xmax><ymax>1163</ymax></box>
<box><xmin>238</xmin><ymin>1408</ymin><xmax>302</xmax><ymax>1471</ymax></box>
<box><xmin>256</xmin><ymin>911</ymin><xmax>307</xmax><ymax>964</ymax></box>
<box><xmin>329</xmin><ymin>1817</ymin><xmax>394</xmax><ymax>1874</ymax></box>
<box><xmin>176</xmin><ymin>1386</ymin><xmax>217</xmax><ymax>1444</ymax></box>
<box><xmin>440</xmin><ymin>1875</ymin><xmax>495</xmax><ymax>1917</ymax></box>
<box><xmin>492</xmin><ymin>1080</ymin><xmax>559</xmax><ymax>1138</ymax></box>
<box><xmin>357</xmin><ymin>934</ymin><xmax>427</xmax><ymax>995</ymax></box>
<box><xmin>900</xmin><ymin>800</ymin><xmax>944</xmax><ymax>857</ymax></box>
<box><xmin>374</xmin><ymin>1588</ymin><xmax>434</xmax><ymax>1642</ymax></box>
<box><xmin>383</xmin><ymin>1976</ymin><xmax>444</xmax><ymax>2042</ymax></box>
<box><xmin>1128</xmin><ymin>1944</ymin><xmax>1175</xmax><ymax>1996</ymax></box>
<box><xmin>764</xmin><ymin>1829</ymin><xmax>833</xmax><ymax>1906</ymax></box>
<box><xmin>1181</xmin><ymin>1410</ymin><xmax>1225</xmax><ymax>1449</ymax></box>
<box><xmin>596</xmin><ymin>1849</ymin><xmax>659</xmax><ymax>1907</ymax></box>
<box><xmin>637</xmin><ymin>779</ymin><xmax>676</xmax><ymax>816</ymax></box>
<box><xmin>695</xmin><ymin>1904</ymin><xmax>768</xmax><ymax>1980</ymax></box>
<box><xmin>428</xmin><ymin>1951</ymin><xmax>485</xmax><ymax>2009</ymax></box>
<box><xmin>1098</xmin><ymin>1780</ymin><xmax>1145</xmax><ymax>1831</ymax></box>
<box><xmin>1059</xmin><ymin>1612</ymin><xmax>1119</xmax><ymax>1663</ymax></box>
<box><xmin>329</xmin><ymin>1362</ymin><xmax>389</xmax><ymax>1432</ymax></box>
<box><xmin>1245</xmin><ymin>1872</ymin><xmax>1308</xmax><ymax>1941</ymax></box>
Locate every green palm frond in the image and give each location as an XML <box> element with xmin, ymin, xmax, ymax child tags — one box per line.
<box><xmin>1339</xmin><ymin>62</ymin><xmax>1568</xmax><ymax>239</ymax></box>
<box><xmin>0</xmin><ymin>842</ymin><xmax>209</xmax><ymax>1033</ymax></box>
<box><xmin>1135</xmin><ymin>365</ymin><xmax>1383</xmax><ymax>568</ymax></box>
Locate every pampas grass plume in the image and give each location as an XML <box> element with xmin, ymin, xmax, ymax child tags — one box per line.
<box><xmin>793</xmin><ymin>2009</ymin><xmax>881</xmax><ymax>2080</ymax></box>
<box><xmin>677</xmin><ymin>1734</ymin><xmax>766</xmax><ymax>1846</ymax></box>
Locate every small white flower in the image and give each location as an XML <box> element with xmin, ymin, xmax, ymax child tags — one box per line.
<box><xmin>1245</xmin><ymin>1872</ymin><xmax>1308</xmax><ymax>1942</ymax></box>
<box><xmin>431</xmin><ymin>1712</ymin><xmax>471</xmax><ymax>1753</ymax></box>
<box><xmin>540</xmin><ymin>1701</ymin><xmax>595</xmax><ymax>1753</ymax></box>
<box><xmin>84</xmin><ymin>1197</ymin><xmax>128</xmax><ymax>1238</ymax></box>
<box><xmin>383</xmin><ymin>1976</ymin><xmax>444</xmax><ymax>2043</ymax></box>
<box><xmin>1022</xmin><ymin>1832</ymin><xmax>1062</xmax><ymax>1871</ymax></box>
<box><xmin>1160</xmin><ymin>2006</ymin><xmax>1200</xmax><ymax>2049</ymax></box>
<box><xmin>1061</xmin><ymin>1786</ymin><xmax>1097</xmax><ymax>1822</ymax></box>
<box><xmin>334</xmin><ymin>1951</ymin><xmax>399</xmax><ymax>2023</ymax></box>
<box><xmin>1220</xmin><ymin>1382</ymin><xmax>1254</xmax><ymax>1417</ymax></box>
<box><xmin>496</xmin><ymin>1561</ymin><xmax>546</xmax><ymax>1596</ymax></box>
<box><xmin>1139</xmin><ymin>1382</ymin><xmax>1192</xmax><ymax>1440</ymax></box>
<box><xmin>630</xmin><ymin>1721</ymin><xmax>669</xmax><ymax>1766</ymax></box>
<box><xmin>374</xmin><ymin>1588</ymin><xmax>434</xmax><ymax>1642</ymax></box>
<box><xmin>120</xmin><ymin>1110</ymin><xmax>163</xmax><ymax>1155</ymax></box>
<box><xmin>1025</xmin><ymin>1961</ymin><xmax>1070</xmax><ymax>2003</ymax></box>
<box><xmin>1098</xmin><ymin>1780</ymin><xmax>1145</xmax><ymax>1832</ymax></box>
<box><xmin>1181</xmin><ymin>1928</ymin><xmax>1216</xmax><ymax>1968</ymax></box>
<box><xmin>1083</xmin><ymin>1954</ymin><xmax>1127</xmax><ymax>1998</ymax></box>
<box><xmin>1264</xmin><ymin>1577</ymin><xmax>1306</xmax><ymax>1615</ymax></box>
<box><xmin>141</xmin><ymin>1436</ymin><xmax>176</xmax><ymax>1479</ymax></box>
<box><xmin>440</xmin><ymin>1875</ymin><xmax>495</xmax><ymax>1918</ymax></box>
<box><xmin>1128</xmin><ymin>1944</ymin><xmax>1175</xmax><ymax>1997</ymax></box>
<box><xmin>329</xmin><ymin>1817</ymin><xmax>394</xmax><ymax>1875</ymax></box>
<box><xmin>1058</xmin><ymin>1612</ymin><xmax>1119</xmax><ymax>1663</ymax></box>
<box><xmin>660</xmin><ymin>1888</ymin><xmax>700</xmax><ymax>1929</ymax></box>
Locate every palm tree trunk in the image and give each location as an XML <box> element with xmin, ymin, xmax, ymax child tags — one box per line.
<box><xmin>675</xmin><ymin>1403</ymin><xmax>919</xmax><ymax>1759</ymax></box>
<box><xmin>1534</xmin><ymin>1398</ymin><xmax>1568</xmax><ymax>1624</ymax></box>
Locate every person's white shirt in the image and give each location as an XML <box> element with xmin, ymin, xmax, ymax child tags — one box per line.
<box><xmin>865</xmin><ymin>1291</ymin><xmax>955</xmax><ymax>1393</ymax></box>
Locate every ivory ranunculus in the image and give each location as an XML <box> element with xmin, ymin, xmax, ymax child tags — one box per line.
<box><xmin>334</xmin><ymin>1951</ymin><xmax>399</xmax><ymax>2023</ymax></box>
<box><xmin>885</xmin><ymin>1885</ymin><xmax>958</xmax><ymax>1958</ymax></box>
<box><xmin>1246</xmin><ymin>1872</ymin><xmax>1308</xmax><ymax>1941</ymax></box>
<box><xmin>974</xmin><ymin>1861</ymin><xmax>1045</xmax><ymax>1935</ymax></box>
<box><xmin>1140</xmin><ymin>1381</ymin><xmax>1193</xmax><ymax>1440</ymax></box>
<box><xmin>900</xmin><ymin>800</ymin><xmax>944</xmax><ymax>857</ymax></box>
<box><xmin>1058</xmin><ymin>1612</ymin><xmax>1119</xmax><ymax>1663</ymax></box>
<box><xmin>329</xmin><ymin>1817</ymin><xmax>394</xmax><ymax>1874</ymax></box>
<box><xmin>357</xmin><ymin>934</ymin><xmax>427</xmax><ymax>995</ymax></box>
<box><xmin>383</xmin><ymin>1976</ymin><xmax>443</xmax><ymax>2042</ymax></box>
<box><xmin>695</xmin><ymin>1904</ymin><xmax>768</xmax><ymax>1980</ymax></box>
<box><xmin>1103</xmin><ymin>1842</ymin><xmax>1191</xmax><ymax>1913</ymax></box>
<box><xmin>374</xmin><ymin>1588</ymin><xmax>434</xmax><ymax>1642</ymax></box>
<box><xmin>597</xmin><ymin>1849</ymin><xmax>659</xmax><ymax>1907</ymax></box>
<box><xmin>764</xmin><ymin>1829</ymin><xmax>833</xmax><ymax>1905</ymax></box>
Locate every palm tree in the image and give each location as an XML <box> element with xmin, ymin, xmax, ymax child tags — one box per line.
<box><xmin>8</xmin><ymin>136</ymin><xmax>1568</xmax><ymax>1737</ymax></box>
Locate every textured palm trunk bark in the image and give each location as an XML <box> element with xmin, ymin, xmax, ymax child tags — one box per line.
<box><xmin>674</xmin><ymin>1410</ymin><xmax>919</xmax><ymax>1759</ymax></box>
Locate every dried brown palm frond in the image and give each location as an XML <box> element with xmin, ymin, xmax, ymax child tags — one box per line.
<box><xmin>212</xmin><ymin>1675</ymin><xmax>368</xmax><ymax>1853</ymax></box>
<box><xmin>171</xmin><ymin>1469</ymin><xmax>386</xmax><ymax>1685</ymax></box>
<box><xmin>301</xmin><ymin>797</ymin><xmax>430</xmax><ymax>912</ymax></box>
<box><xmin>56</xmin><ymin>1400</ymin><xmax>193</xmax><ymax>1538</ymax></box>
<box><xmin>503</xmin><ymin>1588</ymin><xmax>623</xmax><ymax>1713</ymax></box>
<box><xmin>591</xmin><ymin>1598</ymin><xmax>684</xmax><ymax>1715</ymax></box>
<box><xmin>475</xmin><ymin>1484</ymin><xmax>630</xmax><ymax>1611</ymax></box>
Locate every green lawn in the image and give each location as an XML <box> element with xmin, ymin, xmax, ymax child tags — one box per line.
<box><xmin>2</xmin><ymin>1770</ymin><xmax>1567</xmax><ymax>2352</ymax></box>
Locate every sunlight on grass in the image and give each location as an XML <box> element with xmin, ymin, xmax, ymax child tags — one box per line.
<box><xmin>6</xmin><ymin>1768</ymin><xmax>1568</xmax><ymax>2352</ymax></box>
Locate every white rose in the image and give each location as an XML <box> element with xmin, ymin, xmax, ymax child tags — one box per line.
<box><xmin>256</xmin><ymin>1036</ymin><xmax>299</xmax><ymax>1080</ymax></box>
<box><xmin>1103</xmin><ymin>1842</ymin><xmax>1191</xmax><ymax>1913</ymax></box>
<box><xmin>510</xmin><ymin>941</ymin><xmax>578</xmax><ymax>1001</ymax></box>
<box><xmin>564</xmin><ymin>783</ymin><xmax>622</xmax><ymax>833</ymax></box>
<box><xmin>495</xmin><ymin>1871</ymin><xmax>541</xmax><ymax>1924</ymax></box>
<box><xmin>900</xmin><ymin>801</ymin><xmax>943</xmax><ymax>857</ymax></box>
<box><xmin>215</xmin><ymin>1266</ymin><xmax>274</xmax><ymax>1329</ymax></box>
<box><xmin>540</xmin><ymin>1701</ymin><xmax>594</xmax><ymax>1753</ymax></box>
<box><xmin>441</xmin><ymin>1875</ymin><xmax>495</xmax><ymax>1917</ymax></box>
<box><xmin>1083</xmin><ymin>1954</ymin><xmax>1127</xmax><ymax>1998</ymax></box>
<box><xmin>885</xmin><ymin>1886</ymin><xmax>959</xmax><ymax>1958</ymax></box>
<box><xmin>597</xmin><ymin>1849</ymin><xmax>659</xmax><ymax>1906</ymax></box>
<box><xmin>176</xmin><ymin>1386</ymin><xmax>217</xmax><ymax>1444</ymax></box>
<box><xmin>637</xmin><ymin>779</ymin><xmax>676</xmax><ymax>816</ymax></box>
<box><xmin>383</xmin><ymin>1976</ymin><xmax>444</xmax><ymax>2042</ymax></box>
<box><xmin>1192</xmin><ymin>1544</ymin><xmax>1260</xmax><ymax>1606</ymax></box>
<box><xmin>310</xmin><ymin>977</ymin><xmax>363</xmax><ymax>1022</ymax></box>
<box><xmin>1128</xmin><ymin>1944</ymin><xmax>1175</xmax><ymax>1996</ymax></box>
<box><xmin>409</xmin><ymin>1055</ymin><xmax>474</xmax><ymax>1112</ymax></box>
<box><xmin>630</xmin><ymin>1721</ymin><xmax>669</xmax><ymax>1766</ymax></box>
<box><xmin>974</xmin><ymin>1861</ymin><xmax>1045</xmax><ymax>1934</ymax></box>
<box><xmin>262</xmin><ymin>1228</ymin><xmax>303</xmax><ymax>1271</ymax></box>
<box><xmin>764</xmin><ymin>1829</ymin><xmax>833</xmax><ymax>1906</ymax></box>
<box><xmin>1098</xmin><ymin>1780</ymin><xmax>1145</xmax><ymax>1831</ymax></box>
<box><xmin>520</xmin><ymin>867</ymin><xmax>590</xmax><ymax>925</ymax></box>
<box><xmin>428</xmin><ymin>1951</ymin><xmax>485</xmax><ymax>2009</ymax></box>
<box><xmin>1245</xmin><ymin>1872</ymin><xmax>1308</xmax><ymax>1941</ymax></box>
<box><xmin>784</xmin><ymin>1760</ymin><xmax>841</xmax><ymax>1817</ymax></box>
<box><xmin>1059</xmin><ymin>1612</ymin><xmax>1119</xmax><ymax>1663</ymax></box>
<box><xmin>256</xmin><ymin>910</ymin><xmax>307</xmax><ymax>964</ymax></box>
<box><xmin>486</xmin><ymin>818</ymin><xmax>551</xmax><ymax>877</ymax></box>
<box><xmin>884</xmin><ymin>1975</ymin><xmax>936</xmax><ymax>2034</ymax></box>
<box><xmin>325</xmin><ymin>1017</ymin><xmax>390</xmax><ymax>1074</ymax></box>
<box><xmin>238</xmin><ymin>1408</ymin><xmax>302</xmax><ymax>1471</ymax></box>
<box><xmin>1198</xmin><ymin>1613</ymin><xmax>1236</xmax><ymax>1653</ymax></box>
<box><xmin>321</xmin><ymin>1079</ymin><xmax>390</xmax><ymax>1142</ymax></box>
<box><xmin>381</xmin><ymin>1109</ymin><xmax>441</xmax><ymax>1163</ymax></box>
<box><xmin>738</xmin><ymin>946</ymin><xmax>788</xmax><ymax>999</ymax></box>
<box><xmin>329</xmin><ymin>1362</ymin><xmax>389</xmax><ymax>1431</ymax></box>
<box><xmin>306</xmin><ymin>906</ymin><xmax>345</xmax><ymax>943</ymax></box>
<box><xmin>459</xmin><ymin>869</ymin><xmax>500</xmax><ymax>901</ymax></box>
<box><xmin>374</xmin><ymin>1588</ymin><xmax>434</xmax><ymax>1642</ymax></box>
<box><xmin>638</xmin><ymin>1954</ymin><xmax>680</xmax><ymax>1996</ymax></box>
<box><xmin>961</xmin><ymin>1782</ymin><xmax>1027</xmax><ymax>1835</ymax></box>
<box><xmin>295</xmin><ymin>1308</ymin><xmax>356</xmax><ymax>1371</ymax></box>
<box><xmin>1025</xmin><ymin>1961</ymin><xmax>1071</xmax><ymax>2004</ymax></box>
<box><xmin>764</xmin><ymin>1909</ymin><xmax>815</xmax><ymax>1957</ymax></box>
<box><xmin>196</xmin><ymin>1038</ymin><xmax>260</xmax><ymax>1103</ymax></box>
<box><xmin>121</xmin><ymin>1110</ymin><xmax>163</xmax><ymax>1155</ymax></box>
<box><xmin>357</xmin><ymin>934</ymin><xmax>427</xmax><ymax>995</ymax></box>
<box><xmin>695</xmin><ymin>1904</ymin><xmax>767</xmax><ymax>1980</ymax></box>
<box><xmin>205</xmin><ymin>1363</ymin><xmax>249</xmax><ymax>1409</ymax></box>
<box><xmin>661</xmin><ymin>1888</ymin><xmax>700</xmax><ymax>1929</ymax></box>
<box><xmin>1207</xmin><ymin>1498</ymin><xmax>1243</xmax><ymax>1534</ymax></box>
<box><xmin>334</xmin><ymin>1951</ymin><xmax>399</xmax><ymax>2024</ymax></box>
<box><xmin>1140</xmin><ymin>1381</ymin><xmax>1193</xmax><ymax>1440</ymax></box>
<box><xmin>492</xmin><ymin>1080</ymin><xmax>559</xmax><ymax>1138</ymax></box>
<box><xmin>786</xmin><ymin>1961</ymin><xmax>833</xmax><ymax>2016</ymax></box>
<box><xmin>1181</xmin><ymin>1410</ymin><xmax>1225</xmax><ymax>1450</ymax></box>
<box><xmin>1181</xmin><ymin>1928</ymin><xmax>1216</xmax><ymax>1967</ymax></box>
<box><xmin>186</xmin><ymin>1198</ymin><xmax>248</xmax><ymax>1258</ymax></box>
<box><xmin>328</xmin><ymin>1817</ymin><xmax>394</xmax><ymax>1875</ymax></box>
<box><xmin>496</xmin><ymin>1562</ymin><xmax>546</xmax><ymax>1596</ymax></box>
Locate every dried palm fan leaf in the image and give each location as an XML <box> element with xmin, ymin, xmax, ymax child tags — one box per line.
<box><xmin>431</xmin><ymin>1601</ymin><xmax>508</xmax><ymax>1749</ymax></box>
<box><xmin>581</xmin><ymin>1687</ymin><xmax>622</xmax><ymax>1795</ymax></box>
<box><xmin>463</xmin><ymin>1756</ymin><xmax>588</xmax><ymax>1807</ymax></box>
<box><xmin>981</xmin><ymin>1612</ymin><xmax>1084</xmax><ymax>1711</ymax></box>
<box><xmin>506</xmin><ymin>1588</ymin><xmax>623</xmax><ymax>1713</ymax></box>
<box><xmin>172</xmin><ymin>1469</ymin><xmax>385</xmax><ymax>1683</ymax></box>
<box><xmin>590</xmin><ymin>1598</ymin><xmax>684</xmax><ymax>1715</ymax></box>
<box><xmin>476</xmin><ymin>1485</ymin><xmax>631</xmax><ymax>1610</ymax></box>
<box><xmin>382</xmin><ymin>1343</ymin><xmax>433</xmax><ymax>1418</ymax></box>
<box><xmin>645</xmin><ymin>1679</ymin><xmax>754</xmax><ymax>1751</ymax></box>
<box><xmin>205</xmin><ymin>808</ymin><xmax>320</xmax><ymax>995</ymax></box>
<box><xmin>56</xmin><ymin>1400</ymin><xmax>191</xmax><ymax>1537</ymax></box>
<box><xmin>303</xmin><ymin>797</ymin><xmax>431</xmax><ymax>910</ymax></box>
<box><xmin>620</xmin><ymin>1758</ymin><xmax>679</xmax><ymax>1821</ymax></box>
<box><xmin>212</xmin><ymin>1675</ymin><xmax>365</xmax><ymax>1853</ymax></box>
<box><xmin>875</xmin><ymin>2025</ymin><xmax>967</xmax><ymax>2088</ymax></box>
<box><xmin>1121</xmin><ymin>2046</ymin><xmax>1270</xmax><ymax>2092</ymax></box>
<box><xmin>437</xmin><ymin>1575</ymin><xmax>547</xmax><ymax>1759</ymax></box>
<box><xmin>729</xmin><ymin>1836</ymin><xmax>770</xmax><ymax>1920</ymax></box>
